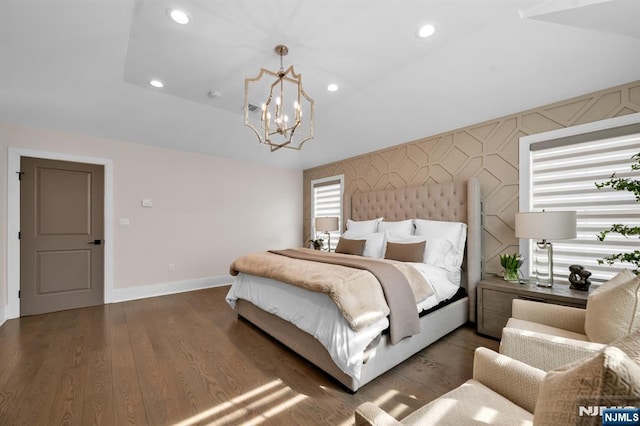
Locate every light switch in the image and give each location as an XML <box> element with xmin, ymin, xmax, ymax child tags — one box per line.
<box><xmin>141</xmin><ymin>198</ymin><xmax>153</xmax><ymax>207</ymax></box>
<box><xmin>119</xmin><ymin>218</ymin><xmax>130</xmax><ymax>227</ymax></box>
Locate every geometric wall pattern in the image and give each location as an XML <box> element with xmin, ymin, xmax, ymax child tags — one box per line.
<box><xmin>303</xmin><ymin>80</ymin><xmax>640</xmax><ymax>276</ymax></box>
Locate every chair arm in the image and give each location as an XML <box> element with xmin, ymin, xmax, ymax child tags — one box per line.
<box><xmin>472</xmin><ymin>347</ymin><xmax>545</xmax><ymax>414</ymax></box>
<box><xmin>512</xmin><ymin>299</ymin><xmax>586</xmax><ymax>334</ymax></box>
<box><xmin>499</xmin><ymin>327</ymin><xmax>605</xmax><ymax>371</ymax></box>
<box><xmin>355</xmin><ymin>402</ymin><xmax>403</xmax><ymax>426</ymax></box>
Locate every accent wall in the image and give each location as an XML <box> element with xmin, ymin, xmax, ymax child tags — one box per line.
<box><xmin>303</xmin><ymin>81</ymin><xmax>640</xmax><ymax>276</ymax></box>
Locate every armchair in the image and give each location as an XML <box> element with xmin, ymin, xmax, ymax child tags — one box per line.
<box><xmin>356</xmin><ymin>347</ymin><xmax>544</xmax><ymax>426</ymax></box>
<box><xmin>500</xmin><ymin>269</ymin><xmax>640</xmax><ymax>371</ymax></box>
<box><xmin>356</xmin><ymin>332</ymin><xmax>640</xmax><ymax>425</ymax></box>
<box><xmin>500</xmin><ymin>299</ymin><xmax>605</xmax><ymax>371</ymax></box>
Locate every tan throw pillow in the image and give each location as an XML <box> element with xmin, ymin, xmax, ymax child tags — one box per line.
<box><xmin>590</xmin><ymin>269</ymin><xmax>635</xmax><ymax>295</ymax></box>
<box><xmin>585</xmin><ymin>270</ymin><xmax>640</xmax><ymax>344</ymax></box>
<box><xmin>384</xmin><ymin>241</ymin><xmax>426</xmax><ymax>263</ymax></box>
<box><xmin>610</xmin><ymin>329</ymin><xmax>640</xmax><ymax>364</ymax></box>
<box><xmin>534</xmin><ymin>346</ymin><xmax>640</xmax><ymax>425</ymax></box>
<box><xmin>334</xmin><ymin>238</ymin><xmax>366</xmax><ymax>256</ymax></box>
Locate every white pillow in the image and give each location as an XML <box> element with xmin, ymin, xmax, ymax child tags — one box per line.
<box><xmin>414</xmin><ymin>219</ymin><xmax>467</xmax><ymax>271</ymax></box>
<box><xmin>346</xmin><ymin>217</ymin><xmax>383</xmax><ymax>234</ymax></box>
<box><xmin>584</xmin><ymin>270</ymin><xmax>640</xmax><ymax>344</ymax></box>
<box><xmin>342</xmin><ymin>230</ymin><xmax>385</xmax><ymax>258</ymax></box>
<box><xmin>378</xmin><ymin>219</ymin><xmax>414</xmax><ymax>236</ymax></box>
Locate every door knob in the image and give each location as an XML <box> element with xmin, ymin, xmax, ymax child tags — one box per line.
<box><xmin>88</xmin><ymin>240</ymin><xmax>102</xmax><ymax>245</ymax></box>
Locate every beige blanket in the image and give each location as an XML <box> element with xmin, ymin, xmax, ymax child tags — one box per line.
<box><xmin>229</xmin><ymin>248</ymin><xmax>433</xmax><ymax>343</ymax></box>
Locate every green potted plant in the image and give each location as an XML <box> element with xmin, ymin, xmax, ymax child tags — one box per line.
<box><xmin>308</xmin><ymin>237</ymin><xmax>324</xmax><ymax>250</ymax></box>
<box><xmin>500</xmin><ymin>253</ymin><xmax>524</xmax><ymax>282</ymax></box>
<box><xmin>595</xmin><ymin>152</ymin><xmax>640</xmax><ymax>274</ymax></box>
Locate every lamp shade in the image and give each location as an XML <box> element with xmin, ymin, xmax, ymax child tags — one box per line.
<box><xmin>515</xmin><ymin>211</ymin><xmax>577</xmax><ymax>240</ymax></box>
<box><xmin>315</xmin><ymin>216</ymin><xmax>339</xmax><ymax>232</ymax></box>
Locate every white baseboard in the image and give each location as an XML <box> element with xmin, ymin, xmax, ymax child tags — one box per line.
<box><xmin>0</xmin><ymin>304</ymin><xmax>7</xmax><ymax>328</ymax></box>
<box><xmin>112</xmin><ymin>275</ymin><xmax>233</xmax><ymax>303</ymax></box>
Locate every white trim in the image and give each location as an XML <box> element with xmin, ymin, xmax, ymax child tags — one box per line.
<box><xmin>518</xmin><ymin>112</ymin><xmax>640</xmax><ymax>277</ymax></box>
<box><xmin>0</xmin><ymin>304</ymin><xmax>6</xmax><ymax>328</ymax></box>
<box><xmin>7</xmin><ymin>148</ymin><xmax>114</xmax><ymax>319</ymax></box>
<box><xmin>111</xmin><ymin>275</ymin><xmax>232</xmax><ymax>303</ymax></box>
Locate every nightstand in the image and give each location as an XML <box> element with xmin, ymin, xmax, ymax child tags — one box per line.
<box><xmin>476</xmin><ymin>275</ymin><xmax>589</xmax><ymax>339</ymax></box>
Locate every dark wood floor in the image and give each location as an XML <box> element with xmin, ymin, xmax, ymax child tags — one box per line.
<box><xmin>0</xmin><ymin>286</ymin><xmax>498</xmax><ymax>425</ymax></box>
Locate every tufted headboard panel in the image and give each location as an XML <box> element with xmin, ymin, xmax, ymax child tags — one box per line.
<box><xmin>350</xmin><ymin>178</ymin><xmax>482</xmax><ymax>322</ymax></box>
<box><xmin>351</xmin><ymin>181</ymin><xmax>468</xmax><ymax>223</ymax></box>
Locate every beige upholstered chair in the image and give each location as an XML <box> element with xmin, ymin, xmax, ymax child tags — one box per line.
<box><xmin>355</xmin><ymin>331</ymin><xmax>640</xmax><ymax>426</ymax></box>
<box><xmin>500</xmin><ymin>269</ymin><xmax>640</xmax><ymax>371</ymax></box>
<box><xmin>356</xmin><ymin>347</ymin><xmax>543</xmax><ymax>426</ymax></box>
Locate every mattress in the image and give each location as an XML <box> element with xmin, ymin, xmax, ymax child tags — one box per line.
<box><xmin>225</xmin><ymin>262</ymin><xmax>461</xmax><ymax>380</ymax></box>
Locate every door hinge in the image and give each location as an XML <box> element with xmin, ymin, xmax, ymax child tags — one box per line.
<box><xmin>18</xmin><ymin>231</ymin><xmax>21</xmax><ymax>240</ymax></box>
<box><xmin>16</xmin><ymin>171</ymin><xmax>24</xmax><ymax>181</ymax></box>
<box><xmin>18</xmin><ymin>290</ymin><xmax>21</xmax><ymax>299</ymax></box>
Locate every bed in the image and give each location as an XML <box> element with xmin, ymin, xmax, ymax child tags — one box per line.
<box><xmin>226</xmin><ymin>177</ymin><xmax>481</xmax><ymax>392</ymax></box>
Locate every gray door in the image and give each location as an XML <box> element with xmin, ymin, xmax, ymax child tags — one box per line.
<box><xmin>20</xmin><ymin>157</ymin><xmax>104</xmax><ymax>316</ymax></box>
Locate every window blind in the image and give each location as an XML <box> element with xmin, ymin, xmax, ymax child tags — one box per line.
<box><xmin>311</xmin><ymin>176</ymin><xmax>343</xmax><ymax>251</ymax></box>
<box><xmin>530</xmin><ymin>133</ymin><xmax>640</xmax><ymax>283</ymax></box>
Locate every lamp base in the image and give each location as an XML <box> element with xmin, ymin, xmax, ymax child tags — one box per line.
<box><xmin>533</xmin><ymin>240</ymin><xmax>554</xmax><ymax>288</ymax></box>
<box><xmin>518</xmin><ymin>277</ymin><xmax>553</xmax><ymax>288</ymax></box>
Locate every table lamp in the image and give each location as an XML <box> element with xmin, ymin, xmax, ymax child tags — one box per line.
<box><xmin>515</xmin><ymin>211</ymin><xmax>576</xmax><ymax>287</ymax></box>
<box><xmin>315</xmin><ymin>217</ymin><xmax>340</xmax><ymax>251</ymax></box>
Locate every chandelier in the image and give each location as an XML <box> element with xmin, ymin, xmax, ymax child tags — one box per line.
<box><xmin>244</xmin><ymin>45</ymin><xmax>314</xmax><ymax>152</ymax></box>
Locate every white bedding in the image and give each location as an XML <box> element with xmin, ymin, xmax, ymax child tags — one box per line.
<box><xmin>225</xmin><ymin>262</ymin><xmax>460</xmax><ymax>380</ymax></box>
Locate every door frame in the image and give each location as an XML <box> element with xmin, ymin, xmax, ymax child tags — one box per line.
<box><xmin>7</xmin><ymin>148</ymin><xmax>114</xmax><ymax>319</ymax></box>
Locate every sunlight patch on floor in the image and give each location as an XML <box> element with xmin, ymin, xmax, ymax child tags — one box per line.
<box><xmin>242</xmin><ymin>393</ymin><xmax>308</xmax><ymax>425</ymax></box>
<box><xmin>173</xmin><ymin>379</ymin><xmax>308</xmax><ymax>426</ymax></box>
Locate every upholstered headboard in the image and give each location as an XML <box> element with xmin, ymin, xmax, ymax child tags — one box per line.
<box><xmin>350</xmin><ymin>177</ymin><xmax>482</xmax><ymax>322</ymax></box>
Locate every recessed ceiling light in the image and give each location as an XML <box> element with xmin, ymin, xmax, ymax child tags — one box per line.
<box><xmin>149</xmin><ymin>79</ymin><xmax>164</xmax><ymax>88</ymax></box>
<box><xmin>167</xmin><ymin>8</ymin><xmax>190</xmax><ymax>25</ymax></box>
<box><xmin>327</xmin><ymin>83</ymin><xmax>339</xmax><ymax>92</ymax></box>
<box><xmin>417</xmin><ymin>24</ymin><xmax>436</xmax><ymax>39</ymax></box>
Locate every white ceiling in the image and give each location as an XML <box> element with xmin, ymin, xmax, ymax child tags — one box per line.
<box><xmin>1</xmin><ymin>0</ymin><xmax>639</xmax><ymax>170</ymax></box>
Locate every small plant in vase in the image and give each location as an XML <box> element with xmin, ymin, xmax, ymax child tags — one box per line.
<box><xmin>500</xmin><ymin>253</ymin><xmax>524</xmax><ymax>282</ymax></box>
<box><xmin>308</xmin><ymin>238</ymin><xmax>324</xmax><ymax>250</ymax></box>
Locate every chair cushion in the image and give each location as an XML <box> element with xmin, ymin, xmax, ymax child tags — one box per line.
<box><xmin>500</xmin><ymin>327</ymin><xmax>604</xmax><ymax>372</ymax></box>
<box><xmin>402</xmin><ymin>379</ymin><xmax>533</xmax><ymax>426</ymax></box>
<box><xmin>505</xmin><ymin>318</ymin><xmax>590</xmax><ymax>342</ymax></box>
<box><xmin>534</xmin><ymin>345</ymin><xmax>640</xmax><ymax>425</ymax></box>
<box><xmin>585</xmin><ymin>270</ymin><xmax>640</xmax><ymax>343</ymax></box>
<box><xmin>610</xmin><ymin>329</ymin><xmax>640</xmax><ymax>364</ymax></box>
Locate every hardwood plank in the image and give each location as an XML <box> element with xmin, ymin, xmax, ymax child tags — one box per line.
<box><xmin>0</xmin><ymin>313</ymin><xmax>69</xmax><ymax>424</ymax></box>
<box><xmin>0</xmin><ymin>286</ymin><xmax>500</xmax><ymax>425</ymax></box>
<box><xmin>46</xmin><ymin>308</ymin><xmax>99</xmax><ymax>425</ymax></box>
<box><xmin>110</xmin><ymin>303</ymin><xmax>148</xmax><ymax>425</ymax></box>
<box><xmin>124</xmin><ymin>297</ymin><xmax>185</xmax><ymax>425</ymax></box>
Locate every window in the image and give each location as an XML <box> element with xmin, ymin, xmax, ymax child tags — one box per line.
<box><xmin>311</xmin><ymin>175</ymin><xmax>344</xmax><ymax>251</ymax></box>
<box><xmin>520</xmin><ymin>115</ymin><xmax>640</xmax><ymax>284</ymax></box>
